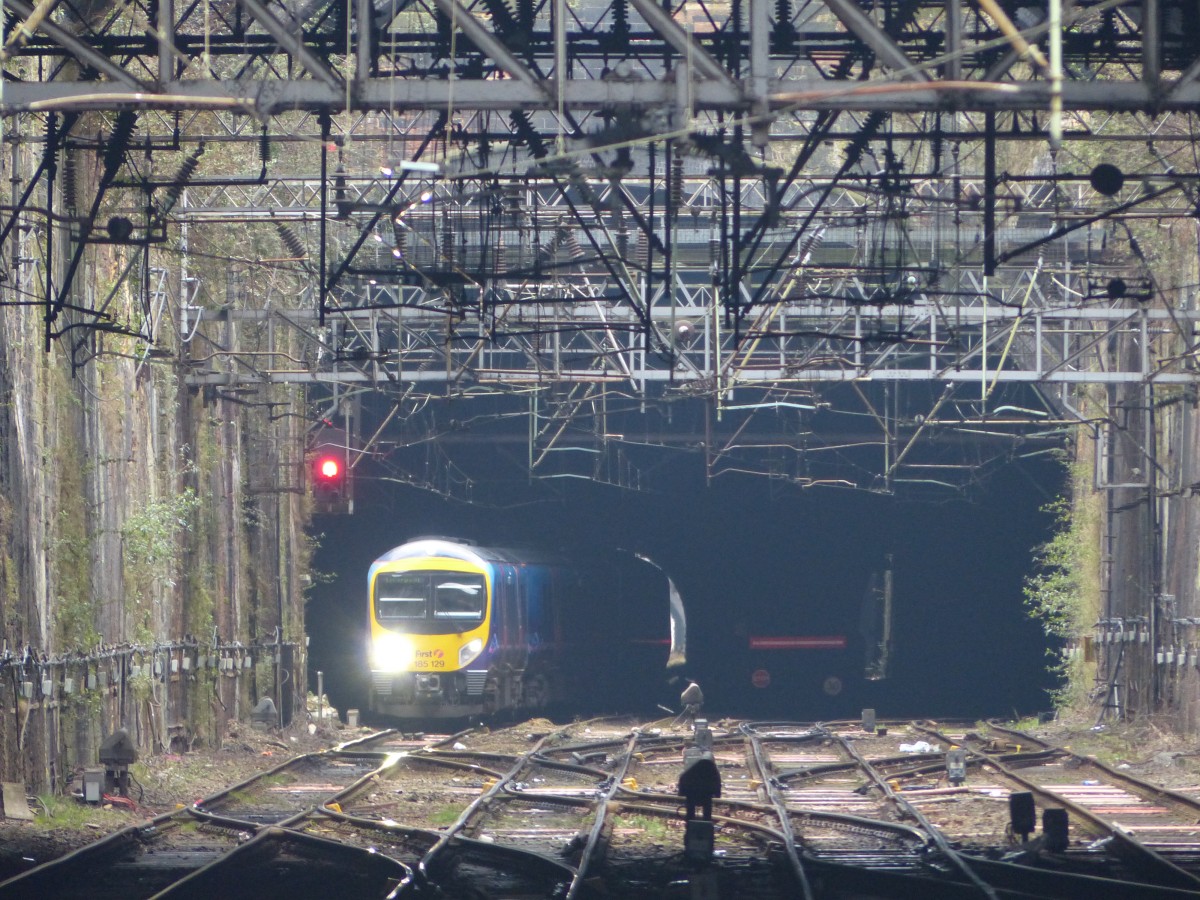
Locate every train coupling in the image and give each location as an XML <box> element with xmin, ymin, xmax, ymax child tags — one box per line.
<box><xmin>414</xmin><ymin>673</ymin><xmax>442</xmax><ymax>696</ymax></box>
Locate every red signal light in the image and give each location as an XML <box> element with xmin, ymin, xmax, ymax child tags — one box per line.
<box><xmin>309</xmin><ymin>436</ymin><xmax>352</xmax><ymax>513</ymax></box>
<box><xmin>316</xmin><ymin>456</ymin><xmax>341</xmax><ymax>481</ymax></box>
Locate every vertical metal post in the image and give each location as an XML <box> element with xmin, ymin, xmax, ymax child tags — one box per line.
<box><xmin>981</xmin><ymin>276</ymin><xmax>987</xmax><ymax>402</ymax></box>
<box><xmin>554</xmin><ymin>0</ymin><xmax>566</xmax><ymax>153</ymax></box>
<box><xmin>1049</xmin><ymin>0</ymin><xmax>1062</xmax><ymax>148</ymax></box>
<box><xmin>749</xmin><ymin>0</ymin><xmax>769</xmax><ymax>144</ymax></box>
<box><xmin>1144</xmin><ymin>307</ymin><xmax>1160</xmax><ymax>707</ymax></box>
<box><xmin>319</xmin><ymin>114</ymin><xmax>330</xmax><ymax>325</ymax></box>
<box><xmin>157</xmin><ymin>0</ymin><xmax>175</xmax><ymax>83</ymax></box>
<box><xmin>1143</xmin><ymin>0</ymin><xmax>1160</xmax><ymax>86</ymax></box>
<box><xmin>317</xmin><ymin>671</ymin><xmax>324</xmax><ymax>726</ymax></box>
<box><xmin>944</xmin><ymin>0</ymin><xmax>961</xmax><ymax>81</ymax></box>
<box><xmin>646</xmin><ymin>141</ymin><xmax>655</xmax><ymax>356</ymax></box>
<box><xmin>665</xmin><ymin>142</ymin><xmax>675</xmax><ymax>377</ymax></box>
<box><xmin>1</xmin><ymin>0</ymin><xmax>5</xmax><ymax>152</ymax></box>
<box><xmin>356</xmin><ymin>0</ymin><xmax>371</xmax><ymax>83</ymax></box>
<box><xmin>983</xmin><ymin>112</ymin><xmax>996</xmax><ymax>276</ymax></box>
<box><xmin>43</xmin><ymin>114</ymin><xmax>57</xmax><ymax>351</ymax></box>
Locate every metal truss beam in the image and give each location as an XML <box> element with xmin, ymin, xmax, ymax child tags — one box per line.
<box><xmin>3</xmin><ymin>0</ymin><xmax>1199</xmax><ymax>494</ymax></box>
<box><xmin>9</xmin><ymin>78</ymin><xmax>1200</xmax><ymax>115</ymax></box>
<box><xmin>238</xmin><ymin>0</ymin><xmax>342</xmax><ymax>89</ymax></box>
<box><xmin>819</xmin><ymin>0</ymin><xmax>931</xmax><ymax>81</ymax></box>
<box><xmin>183</xmin><ymin>300</ymin><xmax>1200</xmax><ymax>387</ymax></box>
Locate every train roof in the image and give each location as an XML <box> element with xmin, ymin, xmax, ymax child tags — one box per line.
<box><xmin>372</xmin><ymin>538</ymin><xmax>566</xmax><ymax>567</ymax></box>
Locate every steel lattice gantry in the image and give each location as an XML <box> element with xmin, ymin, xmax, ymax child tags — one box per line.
<box><xmin>1</xmin><ymin>0</ymin><xmax>1199</xmax><ymax>491</ymax></box>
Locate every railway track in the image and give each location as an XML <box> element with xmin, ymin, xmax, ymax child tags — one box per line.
<box><xmin>5</xmin><ymin>718</ymin><xmax>1200</xmax><ymax>898</ymax></box>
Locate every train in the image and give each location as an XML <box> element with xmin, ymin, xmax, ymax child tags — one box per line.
<box><xmin>366</xmin><ymin>538</ymin><xmax>687</xmax><ymax>719</ymax></box>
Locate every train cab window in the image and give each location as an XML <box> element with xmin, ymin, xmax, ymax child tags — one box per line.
<box><xmin>434</xmin><ymin>580</ymin><xmax>485</xmax><ymax>621</ymax></box>
<box><xmin>375</xmin><ymin>573</ymin><xmax>428</xmax><ymax>621</ymax></box>
<box><xmin>375</xmin><ymin>571</ymin><xmax>486</xmax><ymax>632</ymax></box>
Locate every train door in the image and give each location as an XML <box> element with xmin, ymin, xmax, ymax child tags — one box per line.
<box><xmin>493</xmin><ymin>568</ymin><xmax>513</xmax><ymax>657</ymax></box>
<box><xmin>515</xmin><ymin>566</ymin><xmax>528</xmax><ymax>650</ymax></box>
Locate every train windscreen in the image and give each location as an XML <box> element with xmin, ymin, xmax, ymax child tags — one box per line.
<box><xmin>375</xmin><ymin>571</ymin><xmax>486</xmax><ymax>632</ymax></box>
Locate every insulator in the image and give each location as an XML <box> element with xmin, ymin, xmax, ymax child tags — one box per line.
<box><xmin>259</xmin><ymin>129</ymin><xmax>272</xmax><ymax>167</ymax></box>
<box><xmin>434</xmin><ymin>9</ymin><xmax>452</xmax><ymax>53</ymax></box>
<box><xmin>510</xmin><ymin>111</ymin><xmax>547</xmax><ymax>159</ymax></box>
<box><xmin>159</xmin><ymin>144</ymin><xmax>205</xmax><ymax>216</ymax></box>
<box><xmin>507</xmin><ymin>232</ymin><xmax>523</xmax><ymax>268</ymax></box>
<box><xmin>61</xmin><ymin>150</ymin><xmax>77</xmax><ymax>211</ymax></box>
<box><xmin>616</xmin><ymin>223</ymin><xmax>629</xmax><ymax>259</ymax></box>
<box><xmin>572</xmin><ymin>176</ymin><xmax>597</xmax><ymax>206</ymax></box>
<box><xmin>611</xmin><ymin>0</ymin><xmax>628</xmax><ymax>35</ymax></box>
<box><xmin>480</xmin><ymin>0</ymin><xmax>515</xmax><ymax>31</ymax></box>
<box><xmin>772</xmin><ymin>0</ymin><xmax>796</xmax><ymax>51</ymax></box>
<box><xmin>276</xmin><ymin>225</ymin><xmax>306</xmax><ymax>260</ymax></box>
<box><xmin>670</xmin><ymin>150</ymin><xmax>684</xmax><ymax>212</ymax></box>
<box><xmin>441</xmin><ymin>217</ymin><xmax>455</xmax><ymax>265</ymax></box>
<box><xmin>334</xmin><ymin>164</ymin><xmax>347</xmax><ymax>203</ymax></box>
<box><xmin>102</xmin><ymin>111</ymin><xmax>136</xmax><ymax>178</ymax></box>
<box><xmin>538</xmin><ymin>225</ymin><xmax>567</xmax><ymax>262</ymax></box>
<box><xmin>515</xmin><ymin>0</ymin><xmax>533</xmax><ymax>30</ymax></box>
<box><xmin>843</xmin><ymin>112</ymin><xmax>885</xmax><ymax>166</ymax></box>
<box><xmin>930</xmin><ymin>116</ymin><xmax>943</xmax><ymax>171</ymax></box>
<box><xmin>565</xmin><ymin>230</ymin><xmax>586</xmax><ymax>260</ymax></box>
<box><xmin>795</xmin><ymin>227</ymin><xmax>825</xmax><ymax>263</ymax></box>
<box><xmin>633</xmin><ymin>234</ymin><xmax>648</xmax><ymax>268</ymax></box>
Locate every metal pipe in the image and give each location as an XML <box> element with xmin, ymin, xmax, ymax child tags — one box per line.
<box><xmin>1049</xmin><ymin>0</ymin><xmax>1062</xmax><ymax>148</ymax></box>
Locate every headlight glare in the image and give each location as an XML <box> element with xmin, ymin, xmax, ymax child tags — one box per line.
<box><xmin>458</xmin><ymin>638</ymin><xmax>483</xmax><ymax>667</ymax></box>
<box><xmin>371</xmin><ymin>633</ymin><xmax>415</xmax><ymax>672</ymax></box>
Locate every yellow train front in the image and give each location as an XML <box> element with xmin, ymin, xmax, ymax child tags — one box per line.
<box><xmin>367</xmin><ymin>538</ymin><xmax>573</xmax><ymax>719</ymax></box>
<box><xmin>367</xmin><ymin>538</ymin><xmax>687</xmax><ymax>720</ymax></box>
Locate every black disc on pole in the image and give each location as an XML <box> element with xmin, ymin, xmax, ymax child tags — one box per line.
<box><xmin>1089</xmin><ymin>163</ymin><xmax>1125</xmax><ymax>197</ymax></box>
<box><xmin>106</xmin><ymin>216</ymin><xmax>134</xmax><ymax>241</ymax></box>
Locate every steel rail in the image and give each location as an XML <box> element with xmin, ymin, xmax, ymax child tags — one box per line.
<box><xmin>977</xmin><ymin>722</ymin><xmax>1200</xmax><ymax>845</ymax></box>
<box><xmin>741</xmin><ymin>722</ymin><xmax>817</xmax><ymax>899</ymax></box>
<box><xmin>0</xmin><ymin>809</ymin><xmax>244</xmax><ymax>899</ymax></box>
<box><xmin>145</xmin><ymin>824</ymin><xmax>414</xmax><ymax>899</ymax></box>
<box><xmin>563</xmin><ymin>728</ymin><xmax>640</xmax><ymax>900</ymax></box>
<box><xmin>986</xmin><ymin>721</ymin><xmax>1200</xmax><ymax>814</ymax></box>
<box><xmin>193</xmin><ymin>747</ymin><xmax>394</xmax><ymax>822</ymax></box>
<box><xmin>409</xmin><ymin>729</ymin><xmax>558</xmax><ymax>891</ymax></box>
<box><xmin>822</xmin><ymin>725</ymin><xmax>1002</xmax><ymax>900</ymax></box>
<box><xmin>613</xmin><ymin>781</ymin><xmax>932</xmax><ymax>847</ymax></box>
<box><xmin>914</xmin><ymin>722</ymin><xmax>1200</xmax><ymax>893</ymax></box>
<box><xmin>312</xmin><ymin>805</ymin><xmax>581</xmax><ymax>899</ymax></box>
<box><xmin>963</xmin><ymin>854</ymin><xmax>1200</xmax><ymax>900</ymax></box>
<box><xmin>933</xmin><ymin>718</ymin><xmax>1200</xmax><ymax>824</ymax></box>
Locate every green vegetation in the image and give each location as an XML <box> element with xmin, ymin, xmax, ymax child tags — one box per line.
<box><xmin>1023</xmin><ymin>468</ymin><xmax>1102</xmax><ymax>709</ymax></box>
<box><xmin>622</xmin><ymin>813</ymin><xmax>675</xmax><ymax>842</ymax></box>
<box><xmin>50</xmin><ymin>366</ymin><xmax>98</xmax><ymax>651</ymax></box>
<box><xmin>430</xmin><ymin>804</ymin><xmax>466</xmax><ymax>826</ymax></box>
<box><xmin>1024</xmin><ymin>496</ymin><xmax>1089</xmax><ymax>638</ymax></box>
<box><xmin>122</xmin><ymin>488</ymin><xmax>202</xmax><ymax>634</ymax></box>
<box><xmin>34</xmin><ymin>794</ymin><xmax>131</xmax><ymax>831</ymax></box>
<box><xmin>1006</xmin><ymin>715</ymin><xmax>1042</xmax><ymax>733</ymax></box>
<box><xmin>123</xmin><ymin>489</ymin><xmax>201</xmax><ymax>577</ymax></box>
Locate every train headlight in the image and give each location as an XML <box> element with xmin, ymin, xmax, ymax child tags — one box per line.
<box><xmin>371</xmin><ymin>633</ymin><xmax>415</xmax><ymax>672</ymax></box>
<box><xmin>458</xmin><ymin>638</ymin><xmax>483</xmax><ymax>667</ymax></box>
